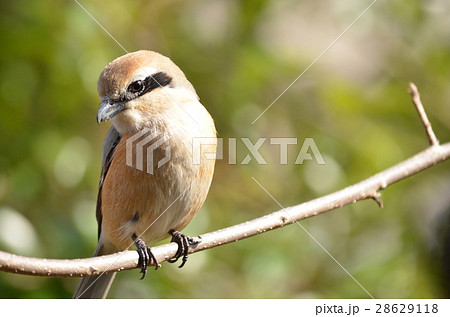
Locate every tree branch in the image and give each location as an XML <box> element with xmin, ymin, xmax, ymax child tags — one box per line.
<box><xmin>408</xmin><ymin>82</ymin><xmax>439</xmax><ymax>146</ymax></box>
<box><xmin>1</xmin><ymin>84</ymin><xmax>449</xmax><ymax>277</ymax></box>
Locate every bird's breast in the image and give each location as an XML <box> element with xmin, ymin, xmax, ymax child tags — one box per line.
<box><xmin>101</xmin><ymin>103</ymin><xmax>216</xmax><ymax>250</ymax></box>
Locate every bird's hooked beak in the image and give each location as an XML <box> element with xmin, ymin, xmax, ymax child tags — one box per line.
<box><xmin>96</xmin><ymin>99</ymin><xmax>126</xmax><ymax>124</ymax></box>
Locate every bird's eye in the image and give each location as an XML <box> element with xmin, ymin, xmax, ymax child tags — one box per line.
<box><xmin>128</xmin><ymin>80</ymin><xmax>144</xmax><ymax>93</ymax></box>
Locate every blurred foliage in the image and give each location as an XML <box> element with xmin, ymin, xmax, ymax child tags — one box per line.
<box><xmin>0</xmin><ymin>0</ymin><xmax>449</xmax><ymax>298</ymax></box>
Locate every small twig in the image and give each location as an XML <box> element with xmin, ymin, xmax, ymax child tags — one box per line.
<box><xmin>408</xmin><ymin>82</ymin><xmax>439</xmax><ymax>146</ymax></box>
<box><xmin>370</xmin><ymin>192</ymin><xmax>383</xmax><ymax>208</ymax></box>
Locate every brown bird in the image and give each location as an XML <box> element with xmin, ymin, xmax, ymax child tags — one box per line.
<box><xmin>73</xmin><ymin>50</ymin><xmax>217</xmax><ymax>298</ymax></box>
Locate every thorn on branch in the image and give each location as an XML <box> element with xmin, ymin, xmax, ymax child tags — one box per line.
<box><xmin>408</xmin><ymin>83</ymin><xmax>439</xmax><ymax>147</ymax></box>
<box><xmin>371</xmin><ymin>192</ymin><xmax>383</xmax><ymax>208</ymax></box>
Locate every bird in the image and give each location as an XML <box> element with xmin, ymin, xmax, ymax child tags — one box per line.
<box><xmin>73</xmin><ymin>50</ymin><xmax>217</xmax><ymax>298</ymax></box>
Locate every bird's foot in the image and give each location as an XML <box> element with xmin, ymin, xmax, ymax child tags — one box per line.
<box><xmin>167</xmin><ymin>229</ymin><xmax>202</xmax><ymax>268</ymax></box>
<box><xmin>133</xmin><ymin>234</ymin><xmax>159</xmax><ymax>279</ymax></box>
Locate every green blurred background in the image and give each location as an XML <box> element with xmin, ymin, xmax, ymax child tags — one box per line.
<box><xmin>0</xmin><ymin>0</ymin><xmax>449</xmax><ymax>298</ymax></box>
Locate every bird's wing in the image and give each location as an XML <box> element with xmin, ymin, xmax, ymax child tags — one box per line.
<box><xmin>73</xmin><ymin>127</ymin><xmax>121</xmax><ymax>299</ymax></box>
<box><xmin>96</xmin><ymin>126</ymin><xmax>121</xmax><ymax>240</ymax></box>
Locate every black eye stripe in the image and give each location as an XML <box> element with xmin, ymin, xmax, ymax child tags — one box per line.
<box><xmin>140</xmin><ymin>72</ymin><xmax>172</xmax><ymax>97</ymax></box>
<box><xmin>120</xmin><ymin>72</ymin><xmax>173</xmax><ymax>103</ymax></box>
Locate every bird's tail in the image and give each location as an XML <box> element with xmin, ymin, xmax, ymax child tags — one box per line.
<box><xmin>72</xmin><ymin>242</ymin><xmax>117</xmax><ymax>299</ymax></box>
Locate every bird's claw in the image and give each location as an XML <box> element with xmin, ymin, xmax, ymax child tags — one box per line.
<box><xmin>168</xmin><ymin>230</ymin><xmax>201</xmax><ymax>268</ymax></box>
<box><xmin>133</xmin><ymin>234</ymin><xmax>159</xmax><ymax>279</ymax></box>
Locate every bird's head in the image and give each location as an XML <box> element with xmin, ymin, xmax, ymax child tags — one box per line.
<box><xmin>96</xmin><ymin>50</ymin><xmax>198</xmax><ymax>134</ymax></box>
